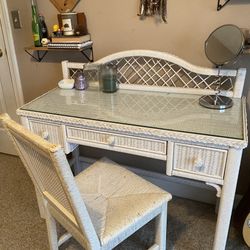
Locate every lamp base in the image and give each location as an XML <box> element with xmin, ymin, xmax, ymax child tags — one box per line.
<box><xmin>199</xmin><ymin>95</ymin><xmax>233</xmax><ymax>110</ymax></box>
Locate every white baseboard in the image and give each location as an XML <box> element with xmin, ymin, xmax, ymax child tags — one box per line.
<box><xmin>0</xmin><ymin>128</ymin><xmax>17</xmax><ymax>155</ymax></box>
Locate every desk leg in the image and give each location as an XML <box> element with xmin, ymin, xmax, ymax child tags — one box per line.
<box><xmin>72</xmin><ymin>146</ymin><xmax>81</xmax><ymax>175</ymax></box>
<box><xmin>213</xmin><ymin>148</ymin><xmax>243</xmax><ymax>250</ymax></box>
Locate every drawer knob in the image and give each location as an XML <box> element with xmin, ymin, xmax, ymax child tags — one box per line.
<box><xmin>194</xmin><ymin>159</ymin><xmax>204</xmax><ymax>170</ymax></box>
<box><xmin>107</xmin><ymin>136</ymin><xmax>115</xmax><ymax>146</ymax></box>
<box><xmin>41</xmin><ymin>131</ymin><xmax>49</xmax><ymax>140</ymax></box>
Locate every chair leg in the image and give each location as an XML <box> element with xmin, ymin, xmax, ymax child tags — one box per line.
<box><xmin>45</xmin><ymin>209</ymin><xmax>59</xmax><ymax>250</ymax></box>
<box><xmin>35</xmin><ymin>187</ymin><xmax>46</xmax><ymax>219</ymax></box>
<box><xmin>155</xmin><ymin>203</ymin><xmax>168</xmax><ymax>250</ymax></box>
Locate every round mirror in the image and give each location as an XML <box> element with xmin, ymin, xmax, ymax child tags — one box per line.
<box><xmin>205</xmin><ymin>24</ymin><xmax>245</xmax><ymax>66</ymax></box>
<box><xmin>200</xmin><ymin>24</ymin><xmax>245</xmax><ymax>110</ymax></box>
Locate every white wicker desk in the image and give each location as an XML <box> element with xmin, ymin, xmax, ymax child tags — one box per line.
<box><xmin>17</xmin><ymin>50</ymin><xmax>248</xmax><ymax>250</ymax></box>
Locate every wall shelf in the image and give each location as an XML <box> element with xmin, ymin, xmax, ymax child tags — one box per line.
<box><xmin>24</xmin><ymin>45</ymin><xmax>94</xmax><ymax>62</ymax></box>
<box><xmin>217</xmin><ymin>0</ymin><xmax>231</xmax><ymax>11</ymax></box>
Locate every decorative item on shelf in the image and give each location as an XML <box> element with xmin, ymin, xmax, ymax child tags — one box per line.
<box><xmin>49</xmin><ymin>0</ymin><xmax>87</xmax><ymax>36</ymax></box>
<box><xmin>99</xmin><ymin>64</ymin><xmax>118</xmax><ymax>93</ymax></box>
<box><xmin>41</xmin><ymin>38</ymin><xmax>50</xmax><ymax>46</ymax></box>
<box><xmin>59</xmin><ymin>12</ymin><xmax>77</xmax><ymax>36</ymax></box>
<box><xmin>57</xmin><ymin>12</ymin><xmax>88</xmax><ymax>36</ymax></box>
<box><xmin>31</xmin><ymin>0</ymin><xmax>41</xmax><ymax>47</ymax></box>
<box><xmin>138</xmin><ymin>0</ymin><xmax>167</xmax><ymax>23</ymax></box>
<box><xmin>199</xmin><ymin>24</ymin><xmax>245</xmax><ymax>110</ymax></box>
<box><xmin>52</xmin><ymin>24</ymin><xmax>61</xmax><ymax>37</ymax></box>
<box><xmin>75</xmin><ymin>12</ymin><xmax>88</xmax><ymax>35</ymax></box>
<box><xmin>39</xmin><ymin>14</ymin><xmax>48</xmax><ymax>39</ymax></box>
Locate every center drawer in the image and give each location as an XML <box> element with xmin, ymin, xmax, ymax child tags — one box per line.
<box><xmin>66</xmin><ymin>126</ymin><xmax>167</xmax><ymax>160</ymax></box>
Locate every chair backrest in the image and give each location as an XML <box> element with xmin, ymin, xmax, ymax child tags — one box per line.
<box><xmin>0</xmin><ymin>113</ymin><xmax>100</xmax><ymax>249</ymax></box>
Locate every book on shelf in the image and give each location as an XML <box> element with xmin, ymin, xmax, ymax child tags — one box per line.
<box><xmin>47</xmin><ymin>40</ymin><xmax>93</xmax><ymax>49</ymax></box>
<box><xmin>51</xmin><ymin>34</ymin><xmax>91</xmax><ymax>43</ymax></box>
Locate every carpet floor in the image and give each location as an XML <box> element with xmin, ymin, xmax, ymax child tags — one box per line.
<box><xmin>0</xmin><ymin>153</ymin><xmax>248</xmax><ymax>250</ymax></box>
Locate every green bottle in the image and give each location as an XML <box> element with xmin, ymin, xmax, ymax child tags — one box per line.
<box><xmin>31</xmin><ymin>0</ymin><xmax>41</xmax><ymax>47</ymax></box>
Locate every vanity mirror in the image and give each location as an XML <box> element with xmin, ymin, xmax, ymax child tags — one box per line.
<box><xmin>199</xmin><ymin>24</ymin><xmax>245</xmax><ymax>109</ymax></box>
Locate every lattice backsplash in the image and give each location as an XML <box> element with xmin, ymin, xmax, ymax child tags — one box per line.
<box><xmin>69</xmin><ymin>56</ymin><xmax>235</xmax><ymax>91</ymax></box>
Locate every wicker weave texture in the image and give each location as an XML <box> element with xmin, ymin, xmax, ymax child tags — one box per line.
<box><xmin>0</xmin><ymin>113</ymin><xmax>100</xmax><ymax>249</ymax></box>
<box><xmin>108</xmin><ymin>56</ymin><xmax>233</xmax><ymax>90</ymax></box>
<box><xmin>8</xmin><ymin>128</ymin><xmax>75</xmax><ymax>216</ymax></box>
<box><xmin>29</xmin><ymin>120</ymin><xmax>64</xmax><ymax>146</ymax></box>
<box><xmin>173</xmin><ymin>143</ymin><xmax>227</xmax><ymax>181</ymax></box>
<box><xmin>0</xmin><ymin>113</ymin><xmax>172</xmax><ymax>250</ymax></box>
<box><xmin>67</xmin><ymin>127</ymin><xmax>167</xmax><ymax>155</ymax></box>
<box><xmin>67</xmin><ymin>56</ymin><xmax>234</xmax><ymax>91</ymax></box>
<box><xmin>75</xmin><ymin>158</ymin><xmax>171</xmax><ymax>248</ymax></box>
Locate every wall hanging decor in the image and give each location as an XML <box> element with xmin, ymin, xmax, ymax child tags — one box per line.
<box><xmin>138</xmin><ymin>0</ymin><xmax>167</xmax><ymax>23</ymax></box>
<box><xmin>49</xmin><ymin>0</ymin><xmax>80</xmax><ymax>13</ymax></box>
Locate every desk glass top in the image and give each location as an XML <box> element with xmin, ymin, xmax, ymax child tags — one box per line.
<box><xmin>20</xmin><ymin>88</ymin><xmax>244</xmax><ymax>140</ymax></box>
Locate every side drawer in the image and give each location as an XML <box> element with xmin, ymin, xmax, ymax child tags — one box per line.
<box><xmin>172</xmin><ymin>143</ymin><xmax>227</xmax><ymax>184</ymax></box>
<box><xmin>66</xmin><ymin>126</ymin><xmax>167</xmax><ymax>159</ymax></box>
<box><xmin>28</xmin><ymin>120</ymin><xmax>64</xmax><ymax>148</ymax></box>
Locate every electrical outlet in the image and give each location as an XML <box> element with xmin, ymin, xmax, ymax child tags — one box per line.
<box><xmin>11</xmin><ymin>10</ymin><xmax>22</xmax><ymax>29</ymax></box>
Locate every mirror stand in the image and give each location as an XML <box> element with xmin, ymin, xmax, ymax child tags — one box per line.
<box><xmin>200</xmin><ymin>24</ymin><xmax>244</xmax><ymax>110</ymax></box>
<box><xmin>199</xmin><ymin>95</ymin><xmax>233</xmax><ymax>109</ymax></box>
<box><xmin>199</xmin><ymin>66</ymin><xmax>233</xmax><ymax>109</ymax></box>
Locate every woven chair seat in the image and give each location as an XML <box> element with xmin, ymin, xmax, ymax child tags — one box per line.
<box><xmin>75</xmin><ymin>158</ymin><xmax>171</xmax><ymax>248</ymax></box>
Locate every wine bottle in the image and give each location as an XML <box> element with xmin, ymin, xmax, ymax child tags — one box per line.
<box><xmin>39</xmin><ymin>14</ymin><xmax>48</xmax><ymax>39</ymax></box>
<box><xmin>31</xmin><ymin>0</ymin><xmax>41</xmax><ymax>47</ymax></box>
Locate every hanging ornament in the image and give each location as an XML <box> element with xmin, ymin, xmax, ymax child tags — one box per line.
<box><xmin>49</xmin><ymin>0</ymin><xmax>81</xmax><ymax>13</ymax></box>
<box><xmin>138</xmin><ymin>0</ymin><xmax>167</xmax><ymax>23</ymax></box>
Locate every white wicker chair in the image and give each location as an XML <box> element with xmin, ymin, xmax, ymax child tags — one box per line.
<box><xmin>0</xmin><ymin>113</ymin><xmax>172</xmax><ymax>250</ymax></box>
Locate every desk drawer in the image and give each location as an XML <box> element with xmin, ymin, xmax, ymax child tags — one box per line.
<box><xmin>66</xmin><ymin>127</ymin><xmax>167</xmax><ymax>159</ymax></box>
<box><xmin>172</xmin><ymin>143</ymin><xmax>227</xmax><ymax>183</ymax></box>
<box><xmin>29</xmin><ymin>120</ymin><xmax>64</xmax><ymax>147</ymax></box>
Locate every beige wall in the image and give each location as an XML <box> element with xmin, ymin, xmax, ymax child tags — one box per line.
<box><xmin>7</xmin><ymin>0</ymin><xmax>250</xmax><ymax>193</ymax></box>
